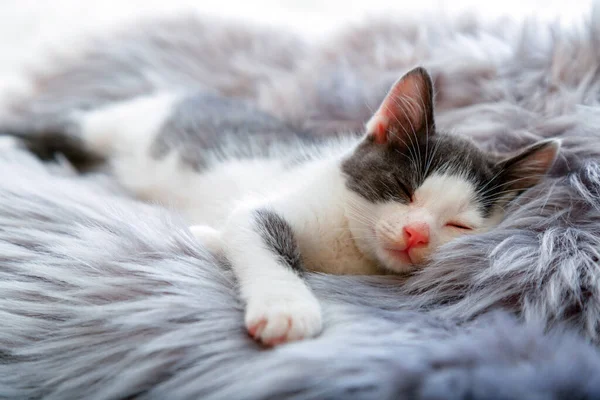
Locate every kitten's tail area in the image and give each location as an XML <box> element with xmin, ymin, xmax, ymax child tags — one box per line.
<box><xmin>0</xmin><ymin>117</ymin><xmax>103</xmax><ymax>170</ymax></box>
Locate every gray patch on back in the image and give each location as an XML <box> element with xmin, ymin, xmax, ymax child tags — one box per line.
<box><xmin>152</xmin><ymin>93</ymin><xmax>309</xmax><ymax>170</ymax></box>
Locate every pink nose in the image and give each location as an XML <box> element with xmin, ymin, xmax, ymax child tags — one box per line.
<box><xmin>403</xmin><ymin>223</ymin><xmax>430</xmax><ymax>249</ymax></box>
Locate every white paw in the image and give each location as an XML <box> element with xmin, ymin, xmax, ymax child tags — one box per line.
<box><xmin>245</xmin><ymin>293</ymin><xmax>323</xmax><ymax>346</ymax></box>
<box><xmin>189</xmin><ymin>225</ymin><xmax>223</xmax><ymax>254</ymax></box>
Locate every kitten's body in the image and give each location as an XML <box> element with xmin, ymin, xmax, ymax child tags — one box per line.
<box><xmin>4</xmin><ymin>68</ymin><xmax>559</xmax><ymax>346</ymax></box>
<box><xmin>80</xmin><ymin>92</ymin><xmax>381</xmax><ymax>274</ymax></box>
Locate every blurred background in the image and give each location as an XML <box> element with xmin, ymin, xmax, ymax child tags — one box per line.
<box><xmin>0</xmin><ymin>0</ymin><xmax>592</xmax><ymax>101</ymax></box>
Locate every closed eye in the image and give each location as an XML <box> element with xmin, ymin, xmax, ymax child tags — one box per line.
<box><xmin>445</xmin><ymin>222</ymin><xmax>474</xmax><ymax>230</ymax></box>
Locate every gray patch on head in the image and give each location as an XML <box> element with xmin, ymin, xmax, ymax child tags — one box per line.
<box><xmin>341</xmin><ymin>132</ymin><xmax>504</xmax><ymax>216</ymax></box>
<box><xmin>152</xmin><ymin>93</ymin><xmax>309</xmax><ymax>170</ymax></box>
<box><xmin>254</xmin><ymin>209</ymin><xmax>304</xmax><ymax>276</ymax></box>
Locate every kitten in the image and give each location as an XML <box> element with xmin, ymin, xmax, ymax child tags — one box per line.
<box><xmin>3</xmin><ymin>67</ymin><xmax>559</xmax><ymax>346</ymax></box>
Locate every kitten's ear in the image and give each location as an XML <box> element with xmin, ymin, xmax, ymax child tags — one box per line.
<box><xmin>366</xmin><ymin>67</ymin><xmax>435</xmax><ymax>145</ymax></box>
<box><xmin>497</xmin><ymin>139</ymin><xmax>561</xmax><ymax>192</ymax></box>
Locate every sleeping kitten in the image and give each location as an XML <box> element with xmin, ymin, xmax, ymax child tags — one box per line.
<box><xmin>4</xmin><ymin>67</ymin><xmax>559</xmax><ymax>346</ymax></box>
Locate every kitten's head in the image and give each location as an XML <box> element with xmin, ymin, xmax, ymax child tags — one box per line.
<box><xmin>341</xmin><ymin>67</ymin><xmax>560</xmax><ymax>273</ymax></box>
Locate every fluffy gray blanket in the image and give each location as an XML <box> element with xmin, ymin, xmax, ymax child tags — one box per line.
<box><xmin>2</xmin><ymin>7</ymin><xmax>600</xmax><ymax>400</ymax></box>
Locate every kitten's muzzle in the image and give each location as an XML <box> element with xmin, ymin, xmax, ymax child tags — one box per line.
<box><xmin>403</xmin><ymin>222</ymin><xmax>430</xmax><ymax>250</ymax></box>
<box><xmin>382</xmin><ymin>222</ymin><xmax>430</xmax><ymax>265</ymax></box>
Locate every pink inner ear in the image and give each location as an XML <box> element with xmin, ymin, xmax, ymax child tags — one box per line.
<box><xmin>381</xmin><ymin>73</ymin><xmax>427</xmax><ymax>131</ymax></box>
<box><xmin>366</xmin><ymin>69</ymin><xmax>431</xmax><ymax>143</ymax></box>
<box><xmin>366</xmin><ymin>115</ymin><xmax>390</xmax><ymax>144</ymax></box>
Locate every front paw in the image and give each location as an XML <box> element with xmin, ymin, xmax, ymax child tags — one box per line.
<box><xmin>245</xmin><ymin>293</ymin><xmax>323</xmax><ymax>346</ymax></box>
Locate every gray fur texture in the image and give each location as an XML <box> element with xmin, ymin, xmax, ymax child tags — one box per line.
<box><xmin>254</xmin><ymin>209</ymin><xmax>305</xmax><ymax>276</ymax></box>
<box><xmin>3</xmin><ymin>4</ymin><xmax>600</xmax><ymax>399</ymax></box>
<box><xmin>1</xmin><ymin>149</ymin><xmax>600</xmax><ymax>400</ymax></box>
<box><xmin>153</xmin><ymin>93</ymin><xmax>305</xmax><ymax>170</ymax></box>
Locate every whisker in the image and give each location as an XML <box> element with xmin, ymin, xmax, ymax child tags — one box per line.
<box><xmin>479</xmin><ymin>175</ymin><xmax>545</xmax><ymax>199</ymax></box>
<box><xmin>414</xmin><ymin>79</ymin><xmax>430</xmax><ymax>184</ymax></box>
<box><xmin>395</xmin><ymin>95</ymin><xmax>423</xmax><ymax>179</ymax></box>
<box><xmin>345</xmin><ymin>207</ymin><xmax>379</xmax><ymax>225</ymax></box>
<box><xmin>424</xmin><ymin>135</ymin><xmax>441</xmax><ymax>181</ymax></box>
<box><xmin>381</xmin><ymin>101</ymin><xmax>419</xmax><ymax>172</ymax></box>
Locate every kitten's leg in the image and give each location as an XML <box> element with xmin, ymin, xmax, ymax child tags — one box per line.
<box><xmin>2</xmin><ymin>93</ymin><xmax>180</xmax><ymax>165</ymax></box>
<box><xmin>0</xmin><ymin>93</ymin><xmax>183</xmax><ymax>203</ymax></box>
<box><xmin>189</xmin><ymin>225</ymin><xmax>224</xmax><ymax>254</ymax></box>
<box><xmin>76</xmin><ymin>93</ymin><xmax>179</xmax><ymax>159</ymax></box>
<box><xmin>223</xmin><ymin>206</ymin><xmax>322</xmax><ymax>346</ymax></box>
<box><xmin>76</xmin><ymin>93</ymin><xmax>212</xmax><ymax>209</ymax></box>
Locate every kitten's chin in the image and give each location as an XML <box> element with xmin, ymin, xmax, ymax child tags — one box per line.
<box><xmin>376</xmin><ymin>248</ymin><xmax>421</xmax><ymax>274</ymax></box>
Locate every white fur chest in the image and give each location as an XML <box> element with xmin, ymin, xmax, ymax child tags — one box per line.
<box><xmin>284</xmin><ymin>162</ymin><xmax>382</xmax><ymax>275</ymax></box>
<box><xmin>297</xmin><ymin>214</ymin><xmax>381</xmax><ymax>275</ymax></box>
<box><xmin>187</xmin><ymin>153</ymin><xmax>382</xmax><ymax>275</ymax></box>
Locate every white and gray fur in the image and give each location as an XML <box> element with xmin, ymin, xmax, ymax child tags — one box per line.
<box><xmin>1</xmin><ymin>4</ymin><xmax>600</xmax><ymax>398</ymax></box>
<box><xmin>2</xmin><ymin>66</ymin><xmax>559</xmax><ymax>345</ymax></box>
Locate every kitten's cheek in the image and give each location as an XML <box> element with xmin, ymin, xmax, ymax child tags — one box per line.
<box><xmin>443</xmin><ymin>231</ymin><xmax>465</xmax><ymax>242</ymax></box>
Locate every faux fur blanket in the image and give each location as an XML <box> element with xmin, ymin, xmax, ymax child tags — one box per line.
<box><xmin>3</xmin><ymin>6</ymin><xmax>600</xmax><ymax>400</ymax></box>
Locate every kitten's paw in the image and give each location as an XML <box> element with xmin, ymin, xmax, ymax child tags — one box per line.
<box><xmin>189</xmin><ymin>225</ymin><xmax>223</xmax><ymax>254</ymax></box>
<box><xmin>245</xmin><ymin>294</ymin><xmax>322</xmax><ymax>346</ymax></box>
